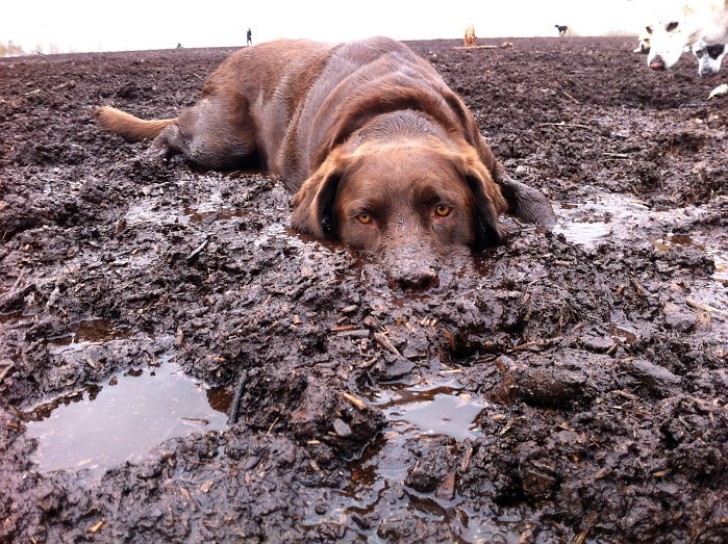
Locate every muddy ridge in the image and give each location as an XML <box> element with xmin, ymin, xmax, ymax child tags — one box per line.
<box><xmin>1</xmin><ymin>37</ymin><xmax>727</xmax><ymax>543</ymax></box>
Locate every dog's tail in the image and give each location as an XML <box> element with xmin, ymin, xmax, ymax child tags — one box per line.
<box><xmin>94</xmin><ymin>106</ymin><xmax>176</xmax><ymax>142</ymax></box>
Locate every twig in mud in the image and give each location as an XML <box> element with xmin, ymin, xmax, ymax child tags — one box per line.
<box><xmin>559</xmin><ymin>89</ymin><xmax>580</xmax><ymax>104</ymax></box>
<box><xmin>630</xmin><ymin>276</ymin><xmax>648</xmax><ymax>297</ymax></box>
<box><xmin>374</xmin><ymin>332</ymin><xmax>401</xmax><ymax>356</ymax></box>
<box><xmin>574</xmin><ymin>512</ymin><xmax>598</xmax><ymax>544</ymax></box>
<box><xmin>186</xmin><ymin>237</ymin><xmax>210</xmax><ymax>261</ymax></box>
<box><xmin>0</xmin><ymin>361</ymin><xmax>15</xmax><ymax>383</ymax></box>
<box><xmin>342</xmin><ymin>392</ymin><xmax>367</xmax><ymax>411</ymax></box>
<box><xmin>0</xmin><ymin>284</ymin><xmax>36</xmax><ymax>312</ymax></box>
<box><xmin>266</xmin><ymin>415</ymin><xmax>280</xmax><ymax>436</ymax></box>
<box><xmin>460</xmin><ymin>444</ymin><xmax>473</xmax><ymax>472</ymax></box>
<box><xmin>686</xmin><ymin>299</ymin><xmax>728</xmax><ymax>319</ymax></box>
<box><xmin>538</xmin><ymin>122</ymin><xmax>594</xmax><ymax>130</ymax></box>
<box><xmin>330</xmin><ymin>324</ymin><xmax>359</xmax><ymax>333</ymax></box>
<box><xmin>227</xmin><ymin>371</ymin><xmax>247</xmax><ymax>425</ymax></box>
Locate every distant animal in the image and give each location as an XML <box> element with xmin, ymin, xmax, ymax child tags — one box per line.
<box><xmin>645</xmin><ymin>0</ymin><xmax>728</xmax><ymax>70</ymax></box>
<box><xmin>692</xmin><ymin>39</ymin><xmax>726</xmax><ymax>74</ymax></box>
<box><xmin>555</xmin><ymin>25</ymin><xmax>568</xmax><ymax>37</ymax></box>
<box><xmin>94</xmin><ymin>37</ymin><xmax>555</xmax><ymax>288</ymax></box>
<box><xmin>634</xmin><ymin>28</ymin><xmax>651</xmax><ymax>53</ymax></box>
<box><xmin>464</xmin><ymin>24</ymin><xmax>476</xmax><ymax>47</ymax></box>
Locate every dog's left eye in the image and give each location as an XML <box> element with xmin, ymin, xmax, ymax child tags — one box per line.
<box><xmin>356</xmin><ymin>212</ymin><xmax>373</xmax><ymax>225</ymax></box>
<box><xmin>434</xmin><ymin>204</ymin><xmax>452</xmax><ymax>217</ymax></box>
<box><xmin>666</xmin><ymin>22</ymin><xmax>679</xmax><ymax>32</ymax></box>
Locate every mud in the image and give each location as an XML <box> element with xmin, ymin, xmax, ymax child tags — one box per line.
<box><xmin>1</xmin><ymin>37</ymin><xmax>727</xmax><ymax>543</ymax></box>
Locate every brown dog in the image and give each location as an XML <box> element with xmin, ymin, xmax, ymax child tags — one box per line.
<box><xmin>95</xmin><ymin>37</ymin><xmax>555</xmax><ymax>288</ymax></box>
<box><xmin>464</xmin><ymin>24</ymin><xmax>477</xmax><ymax>47</ymax></box>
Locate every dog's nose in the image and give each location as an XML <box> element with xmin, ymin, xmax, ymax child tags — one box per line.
<box><xmin>386</xmin><ymin>244</ymin><xmax>439</xmax><ymax>290</ymax></box>
<box><xmin>649</xmin><ymin>57</ymin><xmax>666</xmax><ymax>71</ymax></box>
<box><xmin>391</xmin><ymin>260</ymin><xmax>439</xmax><ymax>290</ymax></box>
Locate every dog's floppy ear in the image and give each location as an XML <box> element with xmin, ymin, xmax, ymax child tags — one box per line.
<box><xmin>290</xmin><ymin>150</ymin><xmax>348</xmax><ymax>240</ymax></box>
<box><xmin>453</xmin><ymin>150</ymin><xmax>508</xmax><ymax>249</ymax></box>
<box><xmin>471</xmin><ymin>134</ymin><xmax>556</xmax><ymax>228</ymax></box>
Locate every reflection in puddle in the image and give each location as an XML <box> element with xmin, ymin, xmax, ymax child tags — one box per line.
<box><xmin>554</xmin><ymin>193</ymin><xmax>650</xmax><ymax>248</ymax></box>
<box><xmin>24</xmin><ymin>364</ymin><xmax>228</xmax><ymax>477</ymax></box>
<box><xmin>375</xmin><ymin>385</ymin><xmax>487</xmax><ymax>441</ymax></box>
<box><xmin>49</xmin><ymin>318</ymin><xmax>134</xmax><ymax>346</ymax></box>
<box><xmin>555</xmin><ymin>221</ymin><xmax>611</xmax><ymax>246</ymax></box>
<box><xmin>305</xmin><ymin>381</ymin><xmax>527</xmax><ymax>540</ymax></box>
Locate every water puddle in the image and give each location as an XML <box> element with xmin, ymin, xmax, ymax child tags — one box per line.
<box><xmin>123</xmin><ymin>198</ymin><xmax>249</xmax><ymax>228</ymax></box>
<box><xmin>304</xmin><ymin>380</ymin><xmax>528</xmax><ymax>540</ymax></box>
<box><xmin>374</xmin><ymin>383</ymin><xmax>488</xmax><ymax>441</ymax></box>
<box><xmin>554</xmin><ymin>193</ymin><xmax>653</xmax><ymax>247</ymax></box>
<box><xmin>23</xmin><ymin>363</ymin><xmax>228</xmax><ymax>478</ymax></box>
<box><xmin>555</xmin><ymin>193</ymin><xmax>728</xmax><ymax>284</ymax></box>
<box><xmin>176</xmin><ymin>206</ymin><xmax>250</xmax><ymax>226</ymax></box>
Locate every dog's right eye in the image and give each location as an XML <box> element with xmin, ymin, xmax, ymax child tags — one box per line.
<box><xmin>356</xmin><ymin>212</ymin><xmax>373</xmax><ymax>225</ymax></box>
<box><xmin>666</xmin><ymin>22</ymin><xmax>679</xmax><ymax>32</ymax></box>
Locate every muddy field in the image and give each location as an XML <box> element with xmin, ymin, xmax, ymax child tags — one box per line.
<box><xmin>1</xmin><ymin>36</ymin><xmax>727</xmax><ymax>543</ymax></box>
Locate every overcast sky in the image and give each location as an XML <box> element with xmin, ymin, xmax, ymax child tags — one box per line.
<box><xmin>3</xmin><ymin>0</ymin><xmax>653</xmax><ymax>54</ymax></box>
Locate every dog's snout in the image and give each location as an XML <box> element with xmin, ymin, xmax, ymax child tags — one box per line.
<box><xmin>385</xmin><ymin>243</ymin><xmax>439</xmax><ymax>290</ymax></box>
<box><xmin>649</xmin><ymin>57</ymin><xmax>666</xmax><ymax>71</ymax></box>
<box><xmin>391</xmin><ymin>260</ymin><xmax>438</xmax><ymax>289</ymax></box>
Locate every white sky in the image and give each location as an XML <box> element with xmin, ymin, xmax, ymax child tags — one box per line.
<box><xmin>2</xmin><ymin>0</ymin><xmax>653</xmax><ymax>54</ymax></box>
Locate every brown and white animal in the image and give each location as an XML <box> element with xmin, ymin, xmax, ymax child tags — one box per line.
<box><xmin>645</xmin><ymin>0</ymin><xmax>728</xmax><ymax>70</ymax></box>
<box><xmin>464</xmin><ymin>24</ymin><xmax>477</xmax><ymax>47</ymax></box>
<box><xmin>95</xmin><ymin>37</ymin><xmax>555</xmax><ymax>288</ymax></box>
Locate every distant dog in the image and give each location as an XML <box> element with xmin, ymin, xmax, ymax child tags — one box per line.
<box><xmin>634</xmin><ymin>28</ymin><xmax>651</xmax><ymax>53</ymax></box>
<box><xmin>464</xmin><ymin>24</ymin><xmax>477</xmax><ymax>47</ymax></box>
<box><xmin>646</xmin><ymin>0</ymin><xmax>728</xmax><ymax>70</ymax></box>
<box><xmin>692</xmin><ymin>39</ymin><xmax>726</xmax><ymax>74</ymax></box>
<box><xmin>95</xmin><ymin>37</ymin><xmax>554</xmax><ymax>287</ymax></box>
<box><xmin>555</xmin><ymin>25</ymin><xmax>568</xmax><ymax>37</ymax></box>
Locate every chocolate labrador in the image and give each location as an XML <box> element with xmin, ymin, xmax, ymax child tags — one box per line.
<box><xmin>95</xmin><ymin>37</ymin><xmax>555</xmax><ymax>288</ymax></box>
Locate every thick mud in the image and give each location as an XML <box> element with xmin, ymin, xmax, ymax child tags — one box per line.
<box><xmin>1</xmin><ymin>37</ymin><xmax>727</xmax><ymax>543</ymax></box>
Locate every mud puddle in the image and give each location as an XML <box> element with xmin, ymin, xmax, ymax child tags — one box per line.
<box><xmin>555</xmin><ymin>192</ymin><xmax>728</xmax><ymax>283</ymax></box>
<box><xmin>305</xmin><ymin>380</ymin><xmax>530</xmax><ymax>541</ymax></box>
<box><xmin>23</xmin><ymin>362</ymin><xmax>228</xmax><ymax>478</ymax></box>
<box><xmin>374</xmin><ymin>379</ymin><xmax>488</xmax><ymax>441</ymax></box>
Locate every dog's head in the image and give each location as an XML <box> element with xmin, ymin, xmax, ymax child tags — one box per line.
<box><xmin>693</xmin><ymin>40</ymin><xmax>726</xmax><ymax>76</ymax></box>
<box><xmin>645</xmin><ymin>4</ymin><xmax>706</xmax><ymax>70</ymax></box>
<box><xmin>634</xmin><ymin>28</ymin><xmax>651</xmax><ymax>54</ymax></box>
<box><xmin>291</xmin><ymin>136</ymin><xmax>507</xmax><ymax>288</ymax></box>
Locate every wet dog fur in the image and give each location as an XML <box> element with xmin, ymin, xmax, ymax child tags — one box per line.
<box><xmin>95</xmin><ymin>37</ymin><xmax>555</xmax><ymax>287</ymax></box>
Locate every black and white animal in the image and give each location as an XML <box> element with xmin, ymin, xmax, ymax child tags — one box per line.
<box><xmin>634</xmin><ymin>28</ymin><xmax>651</xmax><ymax>53</ymax></box>
<box><xmin>692</xmin><ymin>39</ymin><xmax>726</xmax><ymax>75</ymax></box>
<box><xmin>646</xmin><ymin>0</ymin><xmax>728</xmax><ymax>71</ymax></box>
<box><xmin>555</xmin><ymin>25</ymin><xmax>568</xmax><ymax>37</ymax></box>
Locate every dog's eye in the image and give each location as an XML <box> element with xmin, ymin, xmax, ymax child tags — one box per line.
<box><xmin>356</xmin><ymin>212</ymin><xmax>373</xmax><ymax>225</ymax></box>
<box><xmin>666</xmin><ymin>22</ymin><xmax>679</xmax><ymax>32</ymax></box>
<box><xmin>434</xmin><ymin>204</ymin><xmax>452</xmax><ymax>217</ymax></box>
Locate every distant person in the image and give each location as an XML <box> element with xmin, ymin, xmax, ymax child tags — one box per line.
<box><xmin>176</xmin><ymin>42</ymin><xmax>183</xmax><ymax>49</ymax></box>
<box><xmin>247</xmin><ymin>28</ymin><xmax>253</xmax><ymax>46</ymax></box>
